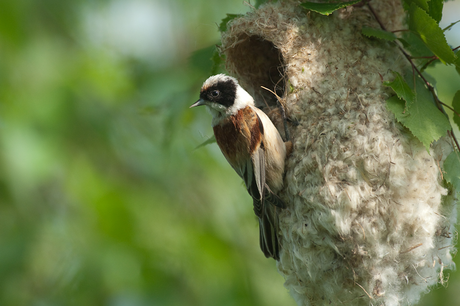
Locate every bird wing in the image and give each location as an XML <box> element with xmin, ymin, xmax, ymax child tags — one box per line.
<box><xmin>248</xmin><ymin>145</ymin><xmax>280</xmax><ymax>259</ymax></box>
<box><xmin>218</xmin><ymin>109</ymin><xmax>285</xmax><ymax>260</ymax></box>
<box><xmin>249</xmin><ymin>114</ymin><xmax>286</xmax><ymax>260</ymax></box>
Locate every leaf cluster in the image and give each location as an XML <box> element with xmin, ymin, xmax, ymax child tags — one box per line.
<box><xmin>363</xmin><ymin>0</ymin><xmax>460</xmax><ymax>194</ymax></box>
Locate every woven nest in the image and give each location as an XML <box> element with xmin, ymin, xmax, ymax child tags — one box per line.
<box><xmin>220</xmin><ymin>1</ymin><xmax>457</xmax><ymax>305</ymax></box>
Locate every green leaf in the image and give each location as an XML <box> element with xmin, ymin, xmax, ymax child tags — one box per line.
<box><xmin>402</xmin><ymin>0</ymin><xmax>429</xmax><ymax>11</ymax></box>
<box><xmin>427</xmin><ymin>0</ymin><xmax>443</xmax><ymax>23</ymax></box>
<box><xmin>397</xmin><ymin>38</ymin><xmax>411</xmax><ymax>49</ymax></box>
<box><xmin>443</xmin><ymin>151</ymin><xmax>460</xmax><ymax>195</ymax></box>
<box><xmin>384</xmin><ymin>71</ymin><xmax>415</xmax><ymax>111</ymax></box>
<box><xmin>362</xmin><ymin>27</ymin><xmax>397</xmax><ymax>41</ymax></box>
<box><xmin>408</xmin><ymin>3</ymin><xmax>456</xmax><ymax>64</ymax></box>
<box><xmin>189</xmin><ymin>45</ymin><xmax>217</xmax><ymax>74</ymax></box>
<box><xmin>452</xmin><ymin>90</ymin><xmax>460</xmax><ymax>130</ymax></box>
<box><xmin>300</xmin><ymin>0</ymin><xmax>362</xmax><ymax>15</ymax></box>
<box><xmin>386</xmin><ymin>73</ymin><xmax>451</xmax><ymax>151</ymax></box>
<box><xmin>386</xmin><ymin>95</ymin><xmax>406</xmax><ymax>120</ymax></box>
<box><xmin>194</xmin><ymin>135</ymin><xmax>216</xmax><ymax>150</ymax></box>
<box><xmin>255</xmin><ymin>0</ymin><xmax>276</xmax><ymax>8</ymax></box>
<box><xmin>218</xmin><ymin>14</ymin><xmax>243</xmax><ymax>32</ymax></box>
<box><xmin>211</xmin><ymin>46</ymin><xmax>226</xmax><ymax>75</ymax></box>
<box><xmin>402</xmin><ymin>31</ymin><xmax>434</xmax><ymax>58</ymax></box>
<box><xmin>455</xmin><ymin>52</ymin><xmax>460</xmax><ymax>76</ymax></box>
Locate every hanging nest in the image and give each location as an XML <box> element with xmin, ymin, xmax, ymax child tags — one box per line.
<box><xmin>220</xmin><ymin>1</ymin><xmax>457</xmax><ymax>305</ymax></box>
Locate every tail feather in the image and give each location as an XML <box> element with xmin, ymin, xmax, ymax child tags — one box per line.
<box><xmin>254</xmin><ymin>193</ymin><xmax>284</xmax><ymax>260</ymax></box>
<box><xmin>264</xmin><ymin>188</ymin><xmax>286</xmax><ymax>209</ymax></box>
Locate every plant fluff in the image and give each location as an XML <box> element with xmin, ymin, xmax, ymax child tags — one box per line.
<box><xmin>219</xmin><ymin>0</ymin><xmax>457</xmax><ymax>305</ymax></box>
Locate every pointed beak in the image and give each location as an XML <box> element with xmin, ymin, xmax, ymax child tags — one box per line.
<box><xmin>190</xmin><ymin>98</ymin><xmax>205</xmax><ymax>108</ymax></box>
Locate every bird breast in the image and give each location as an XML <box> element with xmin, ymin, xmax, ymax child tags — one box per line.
<box><xmin>213</xmin><ymin>106</ymin><xmax>262</xmax><ymax>168</ymax></box>
<box><xmin>213</xmin><ymin>105</ymin><xmax>286</xmax><ymax>192</ymax></box>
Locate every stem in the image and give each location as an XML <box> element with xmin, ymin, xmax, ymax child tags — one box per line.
<box><xmin>438</xmin><ymin>101</ymin><xmax>460</xmax><ymax>118</ymax></box>
<box><xmin>420</xmin><ymin>58</ymin><xmax>438</xmax><ymax>71</ymax></box>
<box><xmin>449</xmin><ymin>130</ymin><xmax>460</xmax><ymax>152</ymax></box>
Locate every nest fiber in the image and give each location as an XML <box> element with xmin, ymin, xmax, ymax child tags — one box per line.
<box><xmin>220</xmin><ymin>1</ymin><xmax>457</xmax><ymax>305</ymax></box>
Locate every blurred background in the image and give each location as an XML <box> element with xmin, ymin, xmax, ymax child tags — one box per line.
<box><xmin>0</xmin><ymin>0</ymin><xmax>459</xmax><ymax>305</ymax></box>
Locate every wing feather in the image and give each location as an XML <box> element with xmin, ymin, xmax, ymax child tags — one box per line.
<box><xmin>220</xmin><ymin>108</ymin><xmax>286</xmax><ymax>260</ymax></box>
<box><xmin>251</xmin><ymin>146</ymin><xmax>265</xmax><ymax>200</ymax></box>
<box><xmin>252</xmin><ymin>115</ymin><xmax>285</xmax><ymax>260</ymax></box>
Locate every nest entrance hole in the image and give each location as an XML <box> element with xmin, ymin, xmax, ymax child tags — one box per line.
<box><xmin>226</xmin><ymin>35</ymin><xmax>286</xmax><ymax>109</ymax></box>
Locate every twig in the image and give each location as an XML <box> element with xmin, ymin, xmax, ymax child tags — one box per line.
<box><xmin>448</xmin><ymin>130</ymin><xmax>460</xmax><ymax>152</ymax></box>
<box><xmin>438</xmin><ymin>101</ymin><xmax>460</xmax><ymax>119</ymax></box>
<box><xmin>261</xmin><ymin>86</ymin><xmax>291</xmax><ymax>141</ymax></box>
<box><xmin>355</xmin><ymin>282</ymin><xmax>373</xmax><ymax>300</ymax></box>
<box><xmin>400</xmin><ymin>243</ymin><xmax>423</xmax><ymax>254</ymax></box>
<box><xmin>411</xmin><ymin>56</ymin><xmax>437</xmax><ymax>59</ymax></box>
<box><xmin>243</xmin><ymin>0</ymin><xmax>256</xmax><ymax>9</ymax></box>
<box><xmin>420</xmin><ymin>57</ymin><xmax>438</xmax><ymax>72</ymax></box>
<box><xmin>443</xmin><ymin>20</ymin><xmax>460</xmax><ymax>32</ymax></box>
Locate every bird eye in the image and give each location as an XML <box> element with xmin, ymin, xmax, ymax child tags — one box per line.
<box><xmin>211</xmin><ymin>90</ymin><xmax>220</xmax><ymax>97</ymax></box>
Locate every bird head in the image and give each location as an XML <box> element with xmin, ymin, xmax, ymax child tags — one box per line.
<box><xmin>191</xmin><ymin>74</ymin><xmax>254</xmax><ymax>121</ymax></box>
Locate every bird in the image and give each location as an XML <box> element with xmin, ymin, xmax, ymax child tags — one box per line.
<box><xmin>190</xmin><ymin>74</ymin><xmax>288</xmax><ymax>260</ymax></box>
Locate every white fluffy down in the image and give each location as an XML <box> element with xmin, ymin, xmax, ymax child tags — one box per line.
<box><xmin>221</xmin><ymin>1</ymin><xmax>457</xmax><ymax>305</ymax></box>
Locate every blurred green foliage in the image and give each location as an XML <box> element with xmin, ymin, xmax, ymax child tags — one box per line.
<box><xmin>0</xmin><ymin>0</ymin><xmax>294</xmax><ymax>305</ymax></box>
<box><xmin>0</xmin><ymin>0</ymin><xmax>459</xmax><ymax>305</ymax></box>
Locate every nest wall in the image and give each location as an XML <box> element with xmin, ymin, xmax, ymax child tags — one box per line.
<box><xmin>220</xmin><ymin>1</ymin><xmax>457</xmax><ymax>305</ymax></box>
